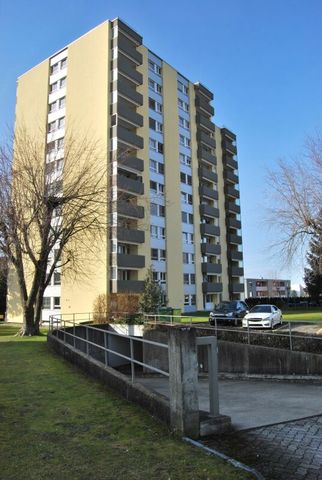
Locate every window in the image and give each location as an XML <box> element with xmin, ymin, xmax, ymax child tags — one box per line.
<box><xmin>149</xmin><ymin>118</ymin><xmax>163</xmax><ymax>133</ymax></box>
<box><xmin>179</xmin><ymin>116</ymin><xmax>190</xmax><ymax>130</ymax></box>
<box><xmin>60</xmin><ymin>58</ymin><xmax>67</xmax><ymax>69</ymax></box>
<box><xmin>53</xmin><ymin>297</ymin><xmax>61</xmax><ymax>309</ymax></box>
<box><xmin>151</xmin><ymin>248</ymin><xmax>158</xmax><ymax>260</ymax></box>
<box><xmin>148</xmin><ymin>59</ymin><xmax>162</xmax><ymax>75</ymax></box>
<box><xmin>180</xmin><ymin>172</ymin><xmax>192</xmax><ymax>185</ymax></box>
<box><xmin>59</xmin><ymin>77</ymin><xmax>66</xmax><ymax>88</ymax></box>
<box><xmin>179</xmin><ymin>134</ymin><xmax>190</xmax><ymax>147</ymax></box>
<box><xmin>150</xmin><ymin>203</ymin><xmax>165</xmax><ymax>217</ymax></box>
<box><xmin>183</xmin><ymin>273</ymin><xmax>196</xmax><ymax>284</ymax></box>
<box><xmin>149</xmin><ymin>97</ymin><xmax>163</xmax><ymax>113</ymax></box>
<box><xmin>150</xmin><ymin>159</ymin><xmax>164</xmax><ymax>174</ymax></box>
<box><xmin>57</xmin><ymin>138</ymin><xmax>64</xmax><ymax>149</ymax></box>
<box><xmin>181</xmin><ymin>212</ymin><xmax>194</xmax><ymax>224</ymax></box>
<box><xmin>179</xmin><ymin>153</ymin><xmax>191</xmax><ymax>166</ymax></box>
<box><xmin>150</xmin><ymin>181</ymin><xmax>164</xmax><ymax>195</ymax></box>
<box><xmin>50</xmin><ymin>82</ymin><xmax>58</xmax><ymax>93</ymax></box>
<box><xmin>50</xmin><ymin>63</ymin><xmax>59</xmax><ymax>75</ymax></box>
<box><xmin>149</xmin><ymin>78</ymin><xmax>162</xmax><ymax>94</ymax></box>
<box><xmin>48</xmin><ymin>121</ymin><xmax>56</xmax><ymax>133</ymax></box>
<box><xmin>54</xmin><ymin>271</ymin><xmax>61</xmax><ymax>285</ymax></box>
<box><xmin>151</xmin><ymin>249</ymin><xmax>166</xmax><ymax>261</ymax></box>
<box><xmin>184</xmin><ymin>294</ymin><xmax>196</xmax><ymax>306</ymax></box>
<box><xmin>183</xmin><ymin>232</ymin><xmax>194</xmax><ymax>244</ymax></box>
<box><xmin>149</xmin><ymin>138</ymin><xmax>163</xmax><ymax>153</ymax></box>
<box><xmin>181</xmin><ymin>192</ymin><xmax>193</xmax><ymax>204</ymax></box>
<box><xmin>150</xmin><ymin>225</ymin><xmax>165</xmax><ymax>239</ymax></box>
<box><xmin>49</xmin><ymin>101</ymin><xmax>56</xmax><ymax>113</ymax></box>
<box><xmin>178</xmin><ymin>98</ymin><xmax>189</xmax><ymax>112</ymax></box>
<box><xmin>59</xmin><ymin>97</ymin><xmax>66</xmax><ymax>109</ymax></box>
<box><xmin>58</xmin><ymin>117</ymin><xmax>65</xmax><ymax>129</ymax></box>
<box><xmin>183</xmin><ymin>253</ymin><xmax>194</xmax><ymax>264</ymax></box>
<box><xmin>43</xmin><ymin>297</ymin><xmax>51</xmax><ymax>309</ymax></box>
<box><xmin>177</xmin><ymin>80</ymin><xmax>189</xmax><ymax>95</ymax></box>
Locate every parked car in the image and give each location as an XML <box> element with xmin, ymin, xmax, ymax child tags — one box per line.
<box><xmin>242</xmin><ymin>304</ymin><xmax>282</xmax><ymax>329</ymax></box>
<box><xmin>209</xmin><ymin>300</ymin><xmax>249</xmax><ymax>326</ymax></box>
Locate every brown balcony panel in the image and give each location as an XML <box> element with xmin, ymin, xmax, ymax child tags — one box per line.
<box><xmin>117</xmin><ymin>175</ymin><xmax>144</xmax><ymax>195</ymax></box>
<box><xmin>117</xmin><ymin>280</ymin><xmax>144</xmax><ymax>293</ymax></box>
<box><xmin>199</xmin><ymin>166</ymin><xmax>218</xmax><ymax>183</ymax></box>
<box><xmin>200</xmin><ymin>204</ymin><xmax>220</xmax><ymax>219</ymax></box>
<box><xmin>222</xmin><ymin>138</ymin><xmax>237</xmax><ymax>155</ymax></box>
<box><xmin>113</xmin><ymin>78</ymin><xmax>143</xmax><ymax>106</ymax></box>
<box><xmin>114</xmin><ymin>19</ymin><xmax>143</xmax><ymax>45</ymax></box>
<box><xmin>197</xmin><ymin>131</ymin><xmax>216</xmax><ymax>149</ymax></box>
<box><xmin>118</xmin><ymin>155</ymin><xmax>144</xmax><ymax>172</ymax></box>
<box><xmin>228</xmin><ymin>217</ymin><xmax>241</xmax><ymax>229</ymax></box>
<box><xmin>225</xmin><ymin>170</ymin><xmax>239</xmax><ymax>184</ymax></box>
<box><xmin>198</xmin><ymin>148</ymin><xmax>217</xmax><ymax>166</ymax></box>
<box><xmin>227</xmin><ymin>202</ymin><xmax>241</xmax><ymax>214</ymax></box>
<box><xmin>195</xmin><ymin>95</ymin><xmax>214</xmax><ymax>116</ymax></box>
<box><xmin>112</xmin><ymin>101</ymin><xmax>143</xmax><ymax>127</ymax></box>
<box><xmin>202</xmin><ymin>263</ymin><xmax>222</xmax><ymax>275</ymax></box>
<box><xmin>112</xmin><ymin>125</ymin><xmax>143</xmax><ymax>149</ymax></box>
<box><xmin>200</xmin><ymin>185</ymin><xmax>218</xmax><ymax>201</ymax></box>
<box><xmin>202</xmin><ymin>282</ymin><xmax>223</xmax><ymax>294</ymax></box>
<box><xmin>230</xmin><ymin>251</ymin><xmax>243</xmax><ymax>261</ymax></box>
<box><xmin>194</xmin><ymin>82</ymin><xmax>214</xmax><ymax>101</ymax></box>
<box><xmin>117</xmin><ymin>253</ymin><xmax>145</xmax><ymax>269</ymax></box>
<box><xmin>117</xmin><ymin>201</ymin><xmax>144</xmax><ymax>219</ymax></box>
<box><xmin>226</xmin><ymin>186</ymin><xmax>240</xmax><ymax>198</ymax></box>
<box><xmin>224</xmin><ymin>155</ymin><xmax>238</xmax><ymax>171</ymax></box>
<box><xmin>115</xmin><ymin>54</ymin><xmax>143</xmax><ymax>85</ymax></box>
<box><xmin>200</xmin><ymin>223</ymin><xmax>220</xmax><ymax>237</ymax></box>
<box><xmin>231</xmin><ymin>267</ymin><xmax>244</xmax><ymax>277</ymax></box>
<box><xmin>196</xmin><ymin>114</ymin><xmax>215</xmax><ymax>132</ymax></box>
<box><xmin>201</xmin><ymin>243</ymin><xmax>221</xmax><ymax>255</ymax></box>
<box><xmin>228</xmin><ymin>234</ymin><xmax>242</xmax><ymax>245</ymax></box>
<box><xmin>114</xmin><ymin>33</ymin><xmax>143</xmax><ymax>65</ymax></box>
<box><xmin>117</xmin><ymin>227</ymin><xmax>145</xmax><ymax>244</ymax></box>
<box><xmin>231</xmin><ymin>283</ymin><xmax>245</xmax><ymax>293</ymax></box>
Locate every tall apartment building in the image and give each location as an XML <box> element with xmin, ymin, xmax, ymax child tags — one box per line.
<box><xmin>246</xmin><ymin>278</ymin><xmax>291</xmax><ymax>298</ymax></box>
<box><xmin>7</xmin><ymin>18</ymin><xmax>244</xmax><ymax>320</ymax></box>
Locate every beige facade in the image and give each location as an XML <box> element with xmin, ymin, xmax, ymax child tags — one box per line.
<box><xmin>7</xmin><ymin>17</ymin><xmax>244</xmax><ymax>322</ymax></box>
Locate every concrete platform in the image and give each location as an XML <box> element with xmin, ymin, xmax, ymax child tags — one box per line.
<box><xmin>138</xmin><ymin>377</ymin><xmax>322</xmax><ymax>430</ymax></box>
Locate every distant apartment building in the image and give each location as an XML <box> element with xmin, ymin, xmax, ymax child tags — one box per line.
<box><xmin>246</xmin><ymin>278</ymin><xmax>291</xmax><ymax>298</ymax></box>
<box><xmin>7</xmin><ymin>18</ymin><xmax>244</xmax><ymax>320</ymax></box>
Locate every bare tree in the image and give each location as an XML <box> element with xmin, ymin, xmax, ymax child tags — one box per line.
<box><xmin>267</xmin><ymin>133</ymin><xmax>322</xmax><ymax>263</ymax></box>
<box><xmin>0</xmin><ymin>127</ymin><xmax>108</xmax><ymax>335</ymax></box>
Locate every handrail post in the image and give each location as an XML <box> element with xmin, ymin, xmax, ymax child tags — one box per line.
<box><xmin>104</xmin><ymin>330</ymin><xmax>108</xmax><ymax>366</ymax></box>
<box><xmin>73</xmin><ymin>320</ymin><xmax>76</xmax><ymax>348</ymax></box>
<box><xmin>130</xmin><ymin>337</ymin><xmax>135</xmax><ymax>382</ymax></box>
<box><xmin>85</xmin><ymin>326</ymin><xmax>89</xmax><ymax>355</ymax></box>
<box><xmin>289</xmin><ymin>322</ymin><xmax>293</xmax><ymax>351</ymax></box>
<box><xmin>63</xmin><ymin>320</ymin><xmax>66</xmax><ymax>344</ymax></box>
<box><xmin>247</xmin><ymin>319</ymin><xmax>250</xmax><ymax>345</ymax></box>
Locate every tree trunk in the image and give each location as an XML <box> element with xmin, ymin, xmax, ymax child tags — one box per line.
<box><xmin>20</xmin><ymin>305</ymin><xmax>40</xmax><ymax>336</ymax></box>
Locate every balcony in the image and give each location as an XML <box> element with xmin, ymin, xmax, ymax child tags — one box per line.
<box><xmin>231</xmin><ymin>283</ymin><xmax>245</xmax><ymax>294</ymax></box>
<box><xmin>199</xmin><ymin>166</ymin><xmax>218</xmax><ymax>183</ymax></box>
<box><xmin>222</xmin><ymin>139</ymin><xmax>237</xmax><ymax>155</ymax></box>
<box><xmin>194</xmin><ymin>82</ymin><xmax>214</xmax><ymax>101</ymax></box>
<box><xmin>198</xmin><ymin>148</ymin><xmax>217</xmax><ymax>166</ymax></box>
<box><xmin>200</xmin><ymin>204</ymin><xmax>220</xmax><ymax>219</ymax></box>
<box><xmin>117</xmin><ymin>201</ymin><xmax>144</xmax><ymax>219</ymax></box>
<box><xmin>200</xmin><ymin>223</ymin><xmax>220</xmax><ymax>237</ymax></box>
<box><xmin>202</xmin><ymin>282</ymin><xmax>223</xmax><ymax>294</ymax></box>
<box><xmin>117</xmin><ymin>175</ymin><xmax>144</xmax><ymax>195</ymax></box>
<box><xmin>115</xmin><ymin>19</ymin><xmax>143</xmax><ymax>45</ymax></box>
<box><xmin>117</xmin><ymin>227</ymin><xmax>145</xmax><ymax>244</ymax></box>
<box><xmin>112</xmin><ymin>125</ymin><xmax>143</xmax><ymax>150</ymax></box>
<box><xmin>111</xmin><ymin>101</ymin><xmax>143</xmax><ymax>127</ymax></box>
<box><xmin>221</xmin><ymin>127</ymin><xmax>236</xmax><ymax>141</ymax></box>
<box><xmin>224</xmin><ymin>155</ymin><xmax>238</xmax><ymax>171</ymax></box>
<box><xmin>201</xmin><ymin>243</ymin><xmax>221</xmax><ymax>255</ymax></box>
<box><xmin>117</xmin><ymin>253</ymin><xmax>145</xmax><ymax>269</ymax></box>
<box><xmin>196</xmin><ymin>114</ymin><xmax>215</xmax><ymax>133</ymax></box>
<box><xmin>197</xmin><ymin>131</ymin><xmax>216</xmax><ymax>149</ymax></box>
<box><xmin>226</xmin><ymin>186</ymin><xmax>240</xmax><ymax>198</ymax></box>
<box><xmin>195</xmin><ymin>95</ymin><xmax>214</xmax><ymax>116</ymax></box>
<box><xmin>199</xmin><ymin>185</ymin><xmax>218</xmax><ymax>201</ymax></box>
<box><xmin>117</xmin><ymin>280</ymin><xmax>144</xmax><ymax>293</ymax></box>
<box><xmin>114</xmin><ymin>54</ymin><xmax>143</xmax><ymax>85</ymax></box>
<box><xmin>225</xmin><ymin>170</ymin><xmax>239</xmax><ymax>184</ymax></box>
<box><xmin>115</xmin><ymin>33</ymin><xmax>143</xmax><ymax>65</ymax></box>
<box><xmin>227</xmin><ymin>217</ymin><xmax>241</xmax><ymax>229</ymax></box>
<box><xmin>227</xmin><ymin>202</ymin><xmax>240</xmax><ymax>214</ymax></box>
<box><xmin>202</xmin><ymin>263</ymin><xmax>222</xmax><ymax>275</ymax></box>
<box><xmin>112</xmin><ymin>78</ymin><xmax>143</xmax><ymax>106</ymax></box>
<box><xmin>231</xmin><ymin>266</ymin><xmax>244</xmax><ymax>277</ymax></box>
<box><xmin>230</xmin><ymin>251</ymin><xmax>243</xmax><ymax>261</ymax></box>
<box><xmin>228</xmin><ymin>234</ymin><xmax>242</xmax><ymax>245</ymax></box>
<box><xmin>118</xmin><ymin>155</ymin><xmax>144</xmax><ymax>172</ymax></box>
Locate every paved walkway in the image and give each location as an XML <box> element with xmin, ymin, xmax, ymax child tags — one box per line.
<box><xmin>203</xmin><ymin>415</ymin><xmax>322</xmax><ymax>480</ymax></box>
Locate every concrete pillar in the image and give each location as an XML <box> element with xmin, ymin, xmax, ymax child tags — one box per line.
<box><xmin>168</xmin><ymin>327</ymin><xmax>199</xmax><ymax>438</ymax></box>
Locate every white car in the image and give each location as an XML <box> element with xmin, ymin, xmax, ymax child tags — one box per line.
<box><xmin>242</xmin><ymin>304</ymin><xmax>282</xmax><ymax>329</ymax></box>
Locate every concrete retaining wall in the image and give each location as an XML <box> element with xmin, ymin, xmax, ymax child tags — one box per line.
<box><xmin>47</xmin><ymin>333</ymin><xmax>170</xmax><ymax>424</ymax></box>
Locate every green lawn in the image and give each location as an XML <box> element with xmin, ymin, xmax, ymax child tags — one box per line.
<box><xmin>0</xmin><ymin>324</ymin><xmax>252</xmax><ymax>480</ymax></box>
